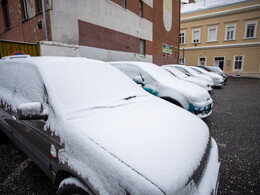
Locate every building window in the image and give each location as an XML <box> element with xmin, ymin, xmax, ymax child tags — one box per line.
<box><xmin>21</xmin><ymin>0</ymin><xmax>28</xmax><ymax>21</ymax></box>
<box><xmin>199</xmin><ymin>57</ymin><xmax>206</xmax><ymax>66</ymax></box>
<box><xmin>192</xmin><ymin>29</ymin><xmax>200</xmax><ymax>43</ymax></box>
<box><xmin>234</xmin><ymin>56</ymin><xmax>243</xmax><ymax>70</ymax></box>
<box><xmin>208</xmin><ymin>27</ymin><xmax>217</xmax><ymax>42</ymax></box>
<box><xmin>140</xmin><ymin>39</ymin><xmax>145</xmax><ymax>56</ymax></box>
<box><xmin>139</xmin><ymin>0</ymin><xmax>143</xmax><ymax>17</ymax></box>
<box><xmin>225</xmin><ymin>24</ymin><xmax>236</xmax><ymax>40</ymax></box>
<box><xmin>214</xmin><ymin>57</ymin><xmax>225</xmax><ymax>70</ymax></box>
<box><xmin>122</xmin><ymin>0</ymin><xmax>126</xmax><ymax>8</ymax></box>
<box><xmin>245</xmin><ymin>21</ymin><xmax>257</xmax><ymax>39</ymax></box>
<box><xmin>35</xmin><ymin>0</ymin><xmax>43</xmax><ymax>14</ymax></box>
<box><xmin>180</xmin><ymin>31</ymin><xmax>185</xmax><ymax>44</ymax></box>
<box><xmin>1</xmin><ymin>0</ymin><xmax>11</xmax><ymax>29</ymax></box>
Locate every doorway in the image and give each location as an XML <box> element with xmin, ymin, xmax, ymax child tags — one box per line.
<box><xmin>214</xmin><ymin>57</ymin><xmax>225</xmax><ymax>70</ymax></box>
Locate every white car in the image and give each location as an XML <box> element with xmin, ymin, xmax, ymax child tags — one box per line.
<box><xmin>110</xmin><ymin>61</ymin><xmax>213</xmax><ymax>119</ymax></box>
<box><xmin>191</xmin><ymin>66</ymin><xmax>224</xmax><ymax>87</ymax></box>
<box><xmin>203</xmin><ymin>66</ymin><xmax>228</xmax><ymax>83</ymax></box>
<box><xmin>163</xmin><ymin>65</ymin><xmax>213</xmax><ymax>92</ymax></box>
<box><xmin>172</xmin><ymin>64</ymin><xmax>215</xmax><ymax>87</ymax></box>
<box><xmin>0</xmin><ymin>56</ymin><xmax>220</xmax><ymax>195</ymax></box>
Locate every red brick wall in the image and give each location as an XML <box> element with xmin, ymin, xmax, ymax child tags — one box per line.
<box><xmin>0</xmin><ymin>0</ymin><xmax>52</xmax><ymax>43</ymax></box>
<box><xmin>152</xmin><ymin>0</ymin><xmax>180</xmax><ymax>65</ymax></box>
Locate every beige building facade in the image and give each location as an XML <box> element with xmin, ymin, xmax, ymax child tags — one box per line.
<box><xmin>179</xmin><ymin>0</ymin><xmax>260</xmax><ymax>78</ymax></box>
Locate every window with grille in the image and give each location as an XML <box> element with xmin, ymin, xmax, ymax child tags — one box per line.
<box><xmin>226</xmin><ymin>25</ymin><xmax>235</xmax><ymax>40</ymax></box>
<box><xmin>180</xmin><ymin>31</ymin><xmax>185</xmax><ymax>44</ymax></box>
<box><xmin>245</xmin><ymin>21</ymin><xmax>257</xmax><ymax>39</ymax></box>
<box><xmin>234</xmin><ymin>56</ymin><xmax>243</xmax><ymax>70</ymax></box>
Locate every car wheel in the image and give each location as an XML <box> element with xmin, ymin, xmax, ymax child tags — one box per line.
<box><xmin>58</xmin><ymin>177</ymin><xmax>91</xmax><ymax>195</ymax></box>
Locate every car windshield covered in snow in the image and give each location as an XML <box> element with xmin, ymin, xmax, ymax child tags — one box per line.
<box><xmin>1</xmin><ymin>57</ymin><xmax>148</xmax><ymax>119</ymax></box>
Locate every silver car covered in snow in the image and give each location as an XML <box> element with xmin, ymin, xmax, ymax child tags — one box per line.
<box><xmin>0</xmin><ymin>56</ymin><xmax>220</xmax><ymax>195</ymax></box>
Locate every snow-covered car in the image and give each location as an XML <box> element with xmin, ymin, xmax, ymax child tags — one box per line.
<box><xmin>172</xmin><ymin>64</ymin><xmax>215</xmax><ymax>87</ymax></box>
<box><xmin>0</xmin><ymin>56</ymin><xmax>220</xmax><ymax>195</ymax></box>
<box><xmin>110</xmin><ymin>61</ymin><xmax>213</xmax><ymax>118</ymax></box>
<box><xmin>163</xmin><ymin>65</ymin><xmax>212</xmax><ymax>92</ymax></box>
<box><xmin>201</xmin><ymin>66</ymin><xmax>228</xmax><ymax>83</ymax></box>
<box><xmin>191</xmin><ymin>66</ymin><xmax>224</xmax><ymax>87</ymax></box>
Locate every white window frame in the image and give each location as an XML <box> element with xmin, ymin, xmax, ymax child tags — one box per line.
<box><xmin>207</xmin><ymin>26</ymin><xmax>217</xmax><ymax>42</ymax></box>
<box><xmin>180</xmin><ymin>31</ymin><xmax>186</xmax><ymax>45</ymax></box>
<box><xmin>244</xmin><ymin>21</ymin><xmax>258</xmax><ymax>39</ymax></box>
<box><xmin>225</xmin><ymin>24</ymin><xmax>236</xmax><ymax>41</ymax></box>
<box><xmin>192</xmin><ymin>28</ymin><xmax>201</xmax><ymax>43</ymax></box>
<box><xmin>233</xmin><ymin>55</ymin><xmax>244</xmax><ymax>71</ymax></box>
<box><xmin>198</xmin><ymin>57</ymin><xmax>207</xmax><ymax>66</ymax></box>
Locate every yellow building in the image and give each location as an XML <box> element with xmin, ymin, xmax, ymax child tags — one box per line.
<box><xmin>179</xmin><ymin>0</ymin><xmax>260</xmax><ymax>78</ymax></box>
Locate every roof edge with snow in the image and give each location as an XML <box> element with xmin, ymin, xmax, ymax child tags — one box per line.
<box><xmin>181</xmin><ymin>0</ymin><xmax>253</xmax><ymax>15</ymax></box>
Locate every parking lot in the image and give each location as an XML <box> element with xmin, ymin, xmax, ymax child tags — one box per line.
<box><xmin>0</xmin><ymin>77</ymin><xmax>259</xmax><ymax>195</ymax></box>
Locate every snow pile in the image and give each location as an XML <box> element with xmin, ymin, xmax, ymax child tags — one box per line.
<box><xmin>181</xmin><ymin>0</ymin><xmax>248</xmax><ymax>14</ymax></box>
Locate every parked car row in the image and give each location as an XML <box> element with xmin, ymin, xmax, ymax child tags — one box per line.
<box><xmin>0</xmin><ymin>55</ymin><xmax>220</xmax><ymax>195</ymax></box>
<box><xmin>110</xmin><ymin>62</ymin><xmax>213</xmax><ymax>119</ymax></box>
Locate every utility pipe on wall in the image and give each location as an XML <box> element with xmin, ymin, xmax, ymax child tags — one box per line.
<box><xmin>42</xmin><ymin>0</ymin><xmax>48</xmax><ymax>41</ymax></box>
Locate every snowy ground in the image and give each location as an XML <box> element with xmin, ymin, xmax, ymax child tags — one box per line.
<box><xmin>0</xmin><ymin>77</ymin><xmax>259</xmax><ymax>195</ymax></box>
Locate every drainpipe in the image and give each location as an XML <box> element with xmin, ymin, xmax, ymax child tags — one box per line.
<box><xmin>42</xmin><ymin>0</ymin><xmax>48</xmax><ymax>41</ymax></box>
<box><xmin>183</xmin><ymin>48</ymin><xmax>185</xmax><ymax>65</ymax></box>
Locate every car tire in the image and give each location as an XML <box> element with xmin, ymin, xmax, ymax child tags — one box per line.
<box><xmin>58</xmin><ymin>177</ymin><xmax>91</xmax><ymax>195</ymax></box>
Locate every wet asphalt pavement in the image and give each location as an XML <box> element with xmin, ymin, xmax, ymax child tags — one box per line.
<box><xmin>204</xmin><ymin>77</ymin><xmax>260</xmax><ymax>195</ymax></box>
<box><xmin>0</xmin><ymin>77</ymin><xmax>259</xmax><ymax>195</ymax></box>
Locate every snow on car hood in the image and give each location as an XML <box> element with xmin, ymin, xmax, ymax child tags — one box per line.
<box><xmin>24</xmin><ymin>57</ymin><xmax>209</xmax><ymax>194</ymax></box>
<box><xmin>60</xmin><ymin>96</ymin><xmax>210</xmax><ymax>194</ymax></box>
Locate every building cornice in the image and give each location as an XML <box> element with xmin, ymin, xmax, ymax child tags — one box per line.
<box><xmin>181</xmin><ymin>4</ymin><xmax>260</xmax><ymax>22</ymax></box>
<box><xmin>180</xmin><ymin>42</ymin><xmax>260</xmax><ymax>50</ymax></box>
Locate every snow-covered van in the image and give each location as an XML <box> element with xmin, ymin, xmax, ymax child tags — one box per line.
<box><xmin>110</xmin><ymin>61</ymin><xmax>213</xmax><ymax>119</ymax></box>
<box><xmin>0</xmin><ymin>56</ymin><xmax>220</xmax><ymax>195</ymax></box>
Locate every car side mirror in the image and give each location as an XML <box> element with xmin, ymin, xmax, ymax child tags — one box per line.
<box><xmin>133</xmin><ymin>76</ymin><xmax>144</xmax><ymax>86</ymax></box>
<box><xmin>17</xmin><ymin>102</ymin><xmax>48</xmax><ymax>121</ymax></box>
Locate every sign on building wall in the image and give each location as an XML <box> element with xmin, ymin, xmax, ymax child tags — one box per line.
<box><xmin>162</xmin><ymin>43</ymin><xmax>172</xmax><ymax>58</ymax></box>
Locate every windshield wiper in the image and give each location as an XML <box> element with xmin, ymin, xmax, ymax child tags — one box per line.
<box><xmin>124</xmin><ymin>96</ymin><xmax>136</xmax><ymax>100</ymax></box>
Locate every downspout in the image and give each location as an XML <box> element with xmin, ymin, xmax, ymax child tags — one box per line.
<box><xmin>42</xmin><ymin>0</ymin><xmax>48</xmax><ymax>41</ymax></box>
